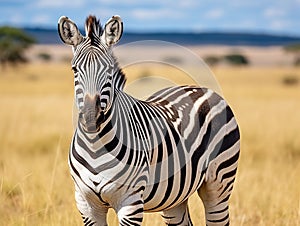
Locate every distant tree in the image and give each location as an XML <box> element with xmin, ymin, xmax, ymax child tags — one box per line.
<box><xmin>0</xmin><ymin>26</ymin><xmax>35</xmax><ymax>67</ymax></box>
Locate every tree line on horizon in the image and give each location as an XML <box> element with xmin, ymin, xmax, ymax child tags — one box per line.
<box><xmin>1</xmin><ymin>25</ymin><xmax>300</xmax><ymax>68</ymax></box>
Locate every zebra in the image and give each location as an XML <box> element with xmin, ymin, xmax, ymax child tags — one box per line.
<box><xmin>58</xmin><ymin>15</ymin><xmax>240</xmax><ymax>226</ymax></box>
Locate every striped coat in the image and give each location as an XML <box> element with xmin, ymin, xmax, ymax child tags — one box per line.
<box><xmin>58</xmin><ymin>15</ymin><xmax>240</xmax><ymax>226</ymax></box>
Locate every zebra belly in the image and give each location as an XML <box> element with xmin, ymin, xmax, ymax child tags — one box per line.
<box><xmin>143</xmin><ymin>158</ymin><xmax>205</xmax><ymax>212</ymax></box>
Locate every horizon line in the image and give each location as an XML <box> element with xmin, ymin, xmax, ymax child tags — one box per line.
<box><xmin>19</xmin><ymin>27</ymin><xmax>300</xmax><ymax>38</ymax></box>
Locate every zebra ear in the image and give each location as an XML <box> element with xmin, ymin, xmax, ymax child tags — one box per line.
<box><xmin>58</xmin><ymin>16</ymin><xmax>83</xmax><ymax>46</ymax></box>
<box><xmin>102</xmin><ymin>15</ymin><xmax>123</xmax><ymax>47</ymax></box>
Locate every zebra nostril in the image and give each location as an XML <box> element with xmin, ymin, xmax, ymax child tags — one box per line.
<box><xmin>94</xmin><ymin>94</ymin><xmax>102</xmax><ymax>114</ymax></box>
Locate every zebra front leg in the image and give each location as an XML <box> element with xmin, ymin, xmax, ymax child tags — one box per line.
<box><xmin>75</xmin><ymin>185</ymin><xmax>108</xmax><ymax>226</ymax></box>
<box><xmin>116</xmin><ymin>193</ymin><xmax>144</xmax><ymax>226</ymax></box>
<box><xmin>160</xmin><ymin>200</ymin><xmax>193</xmax><ymax>226</ymax></box>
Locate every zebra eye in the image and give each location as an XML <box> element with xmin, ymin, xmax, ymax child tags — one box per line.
<box><xmin>72</xmin><ymin>66</ymin><xmax>78</xmax><ymax>73</ymax></box>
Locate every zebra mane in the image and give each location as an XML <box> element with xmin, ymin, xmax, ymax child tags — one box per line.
<box><xmin>114</xmin><ymin>68</ymin><xmax>127</xmax><ymax>91</ymax></box>
<box><xmin>85</xmin><ymin>15</ymin><xmax>103</xmax><ymax>45</ymax></box>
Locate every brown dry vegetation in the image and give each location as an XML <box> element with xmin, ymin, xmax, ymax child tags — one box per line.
<box><xmin>0</xmin><ymin>59</ymin><xmax>300</xmax><ymax>225</ymax></box>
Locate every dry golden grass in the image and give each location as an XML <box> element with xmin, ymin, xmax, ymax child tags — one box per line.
<box><xmin>214</xmin><ymin>67</ymin><xmax>300</xmax><ymax>226</ymax></box>
<box><xmin>0</xmin><ymin>62</ymin><xmax>299</xmax><ymax>225</ymax></box>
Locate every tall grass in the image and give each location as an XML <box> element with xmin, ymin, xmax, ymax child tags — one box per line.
<box><xmin>0</xmin><ymin>63</ymin><xmax>299</xmax><ymax>225</ymax></box>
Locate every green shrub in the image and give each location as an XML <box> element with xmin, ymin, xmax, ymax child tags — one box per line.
<box><xmin>283</xmin><ymin>43</ymin><xmax>300</xmax><ymax>52</ymax></box>
<box><xmin>139</xmin><ymin>69</ymin><xmax>151</xmax><ymax>79</ymax></box>
<box><xmin>162</xmin><ymin>56</ymin><xmax>183</xmax><ymax>65</ymax></box>
<box><xmin>37</xmin><ymin>52</ymin><xmax>52</xmax><ymax>61</ymax></box>
<box><xmin>204</xmin><ymin>55</ymin><xmax>221</xmax><ymax>66</ymax></box>
<box><xmin>294</xmin><ymin>56</ymin><xmax>300</xmax><ymax>66</ymax></box>
<box><xmin>282</xmin><ymin>74</ymin><xmax>299</xmax><ymax>86</ymax></box>
<box><xmin>224</xmin><ymin>53</ymin><xmax>249</xmax><ymax>66</ymax></box>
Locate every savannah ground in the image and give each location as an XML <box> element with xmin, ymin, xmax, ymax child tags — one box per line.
<box><xmin>0</xmin><ymin>45</ymin><xmax>300</xmax><ymax>225</ymax></box>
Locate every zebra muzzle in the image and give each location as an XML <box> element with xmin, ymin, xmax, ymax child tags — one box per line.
<box><xmin>80</xmin><ymin>94</ymin><xmax>102</xmax><ymax>132</ymax></box>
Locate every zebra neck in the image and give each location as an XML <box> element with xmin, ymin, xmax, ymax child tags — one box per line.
<box><xmin>76</xmin><ymin>107</ymin><xmax>116</xmax><ymax>151</ymax></box>
<box><xmin>112</xmin><ymin>90</ymin><xmax>159</xmax><ymax>152</ymax></box>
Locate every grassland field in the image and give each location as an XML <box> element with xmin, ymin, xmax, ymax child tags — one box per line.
<box><xmin>0</xmin><ymin>53</ymin><xmax>300</xmax><ymax>225</ymax></box>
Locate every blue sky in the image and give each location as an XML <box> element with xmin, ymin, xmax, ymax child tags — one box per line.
<box><xmin>1</xmin><ymin>0</ymin><xmax>300</xmax><ymax>36</ymax></box>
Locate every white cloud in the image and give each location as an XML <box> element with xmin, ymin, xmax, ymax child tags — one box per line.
<box><xmin>269</xmin><ymin>19</ymin><xmax>291</xmax><ymax>30</ymax></box>
<box><xmin>131</xmin><ymin>8</ymin><xmax>182</xmax><ymax>20</ymax></box>
<box><xmin>235</xmin><ymin>20</ymin><xmax>258</xmax><ymax>29</ymax></box>
<box><xmin>36</xmin><ymin>0</ymin><xmax>84</xmax><ymax>8</ymax></box>
<box><xmin>178</xmin><ymin>0</ymin><xmax>199</xmax><ymax>8</ymax></box>
<box><xmin>264</xmin><ymin>8</ymin><xmax>286</xmax><ymax>18</ymax></box>
<box><xmin>10</xmin><ymin>14</ymin><xmax>24</xmax><ymax>25</ymax></box>
<box><xmin>227</xmin><ymin>1</ymin><xmax>262</xmax><ymax>8</ymax></box>
<box><xmin>31</xmin><ymin>14</ymin><xmax>51</xmax><ymax>25</ymax></box>
<box><xmin>204</xmin><ymin>9</ymin><xmax>224</xmax><ymax>19</ymax></box>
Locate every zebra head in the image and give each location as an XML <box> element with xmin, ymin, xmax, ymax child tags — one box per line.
<box><xmin>58</xmin><ymin>15</ymin><xmax>124</xmax><ymax>132</ymax></box>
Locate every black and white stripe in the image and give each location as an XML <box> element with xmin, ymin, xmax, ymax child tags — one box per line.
<box><xmin>59</xmin><ymin>15</ymin><xmax>240</xmax><ymax>226</ymax></box>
